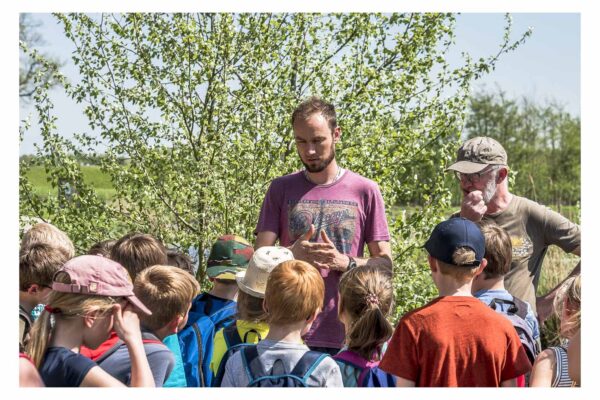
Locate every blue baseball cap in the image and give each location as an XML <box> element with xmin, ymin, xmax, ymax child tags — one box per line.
<box><xmin>424</xmin><ymin>217</ymin><xmax>485</xmax><ymax>267</ymax></box>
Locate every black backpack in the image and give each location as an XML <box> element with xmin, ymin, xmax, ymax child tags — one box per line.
<box><xmin>240</xmin><ymin>345</ymin><xmax>329</xmax><ymax>387</ymax></box>
<box><xmin>212</xmin><ymin>323</ymin><xmax>262</xmax><ymax>387</ymax></box>
<box><xmin>489</xmin><ymin>297</ymin><xmax>540</xmax><ymax>363</ymax></box>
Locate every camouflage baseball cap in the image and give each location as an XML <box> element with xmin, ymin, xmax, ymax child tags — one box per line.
<box><xmin>206</xmin><ymin>235</ymin><xmax>254</xmax><ymax>280</ymax></box>
<box><xmin>446</xmin><ymin>136</ymin><xmax>508</xmax><ymax>174</ymax></box>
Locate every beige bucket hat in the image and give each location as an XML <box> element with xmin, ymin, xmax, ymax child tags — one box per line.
<box><xmin>235</xmin><ymin>246</ymin><xmax>294</xmax><ymax>298</ymax></box>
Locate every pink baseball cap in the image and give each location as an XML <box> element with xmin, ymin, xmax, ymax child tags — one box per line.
<box><xmin>51</xmin><ymin>255</ymin><xmax>152</xmax><ymax>315</ymax></box>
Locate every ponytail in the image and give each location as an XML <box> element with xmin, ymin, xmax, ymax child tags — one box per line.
<box><xmin>26</xmin><ymin>309</ymin><xmax>54</xmax><ymax>369</ymax></box>
<box><xmin>338</xmin><ymin>265</ymin><xmax>394</xmax><ymax>361</ymax></box>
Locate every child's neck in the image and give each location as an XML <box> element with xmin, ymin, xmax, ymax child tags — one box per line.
<box><xmin>209</xmin><ymin>283</ymin><xmax>238</xmax><ymax>301</ymax></box>
<box><xmin>49</xmin><ymin>319</ymin><xmax>85</xmax><ymax>353</ymax></box>
<box><xmin>473</xmin><ymin>277</ymin><xmax>506</xmax><ymax>293</ymax></box>
<box><xmin>264</xmin><ymin>321</ymin><xmax>306</xmax><ymax>344</ymax></box>
<box><xmin>435</xmin><ymin>276</ymin><xmax>475</xmax><ymax>297</ymax></box>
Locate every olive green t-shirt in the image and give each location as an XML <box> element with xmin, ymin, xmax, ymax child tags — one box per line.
<box><xmin>481</xmin><ymin>196</ymin><xmax>580</xmax><ymax>313</ymax></box>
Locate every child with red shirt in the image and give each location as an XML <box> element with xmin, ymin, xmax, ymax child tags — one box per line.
<box><xmin>379</xmin><ymin>218</ymin><xmax>532</xmax><ymax>387</ymax></box>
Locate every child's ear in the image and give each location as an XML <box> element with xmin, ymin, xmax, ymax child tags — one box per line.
<box><xmin>427</xmin><ymin>255</ymin><xmax>438</xmax><ymax>273</ymax></box>
<box><xmin>475</xmin><ymin>258</ymin><xmax>488</xmax><ymax>276</ymax></box>
<box><xmin>262</xmin><ymin>298</ymin><xmax>269</xmax><ymax>315</ymax></box>
<box><xmin>167</xmin><ymin>315</ymin><xmax>184</xmax><ymax>333</ymax></box>
<box><xmin>83</xmin><ymin>310</ymin><xmax>100</xmax><ymax>328</ymax></box>
<box><xmin>26</xmin><ymin>284</ymin><xmax>41</xmax><ymax>295</ymax></box>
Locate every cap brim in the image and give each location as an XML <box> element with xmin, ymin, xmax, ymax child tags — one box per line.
<box><xmin>235</xmin><ymin>271</ymin><xmax>265</xmax><ymax>298</ymax></box>
<box><xmin>126</xmin><ymin>295</ymin><xmax>152</xmax><ymax>315</ymax></box>
<box><xmin>207</xmin><ymin>265</ymin><xmax>246</xmax><ymax>279</ymax></box>
<box><xmin>445</xmin><ymin>161</ymin><xmax>489</xmax><ymax>174</ymax></box>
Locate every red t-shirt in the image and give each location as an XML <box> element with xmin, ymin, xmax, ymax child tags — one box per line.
<box><xmin>380</xmin><ymin>296</ymin><xmax>532</xmax><ymax>387</ymax></box>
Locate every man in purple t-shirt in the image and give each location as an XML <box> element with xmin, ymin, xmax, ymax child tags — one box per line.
<box><xmin>254</xmin><ymin>97</ymin><xmax>392</xmax><ymax>354</ymax></box>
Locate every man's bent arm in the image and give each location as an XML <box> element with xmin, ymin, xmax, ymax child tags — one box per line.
<box><xmin>358</xmin><ymin>241</ymin><xmax>393</xmax><ymax>271</ymax></box>
<box><xmin>254</xmin><ymin>231</ymin><xmax>278</xmax><ymax>249</ymax></box>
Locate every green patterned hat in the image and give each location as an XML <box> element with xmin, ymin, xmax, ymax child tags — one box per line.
<box><xmin>206</xmin><ymin>235</ymin><xmax>254</xmax><ymax>279</ymax></box>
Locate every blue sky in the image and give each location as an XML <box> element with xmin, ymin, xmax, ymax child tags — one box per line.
<box><xmin>19</xmin><ymin>12</ymin><xmax>580</xmax><ymax>155</ymax></box>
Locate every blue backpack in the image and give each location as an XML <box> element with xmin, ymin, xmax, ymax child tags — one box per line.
<box><xmin>333</xmin><ymin>349</ymin><xmax>396</xmax><ymax>387</ymax></box>
<box><xmin>240</xmin><ymin>345</ymin><xmax>329</xmax><ymax>387</ymax></box>
<box><xmin>212</xmin><ymin>323</ymin><xmax>263</xmax><ymax>387</ymax></box>
<box><xmin>178</xmin><ymin>293</ymin><xmax>236</xmax><ymax>387</ymax></box>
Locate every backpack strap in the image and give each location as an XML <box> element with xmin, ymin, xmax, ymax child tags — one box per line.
<box><xmin>289</xmin><ymin>351</ymin><xmax>329</xmax><ymax>383</ymax></box>
<box><xmin>333</xmin><ymin>349</ymin><xmax>378</xmax><ymax>370</ymax></box>
<box><xmin>141</xmin><ymin>331</ymin><xmax>166</xmax><ymax>347</ymax></box>
<box><xmin>222</xmin><ymin>323</ymin><xmax>242</xmax><ymax>348</ymax></box>
<box><xmin>188</xmin><ymin>318</ymin><xmax>206</xmax><ymax>387</ymax></box>
<box><xmin>241</xmin><ymin>344</ymin><xmax>264</xmax><ymax>383</ymax></box>
<box><xmin>95</xmin><ymin>337</ymin><xmax>125</xmax><ymax>364</ymax></box>
<box><xmin>510</xmin><ymin>296</ymin><xmax>530</xmax><ymax>320</ymax></box>
<box><xmin>489</xmin><ymin>298</ymin><xmax>519</xmax><ymax>314</ymax></box>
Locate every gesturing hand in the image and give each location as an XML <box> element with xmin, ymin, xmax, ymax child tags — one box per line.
<box><xmin>290</xmin><ymin>224</ymin><xmax>349</xmax><ymax>271</ymax></box>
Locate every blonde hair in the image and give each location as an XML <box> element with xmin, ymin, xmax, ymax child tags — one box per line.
<box><xmin>338</xmin><ymin>265</ymin><xmax>394</xmax><ymax>360</ymax></box>
<box><xmin>264</xmin><ymin>260</ymin><xmax>324</xmax><ymax>325</ymax></box>
<box><xmin>478</xmin><ymin>221</ymin><xmax>512</xmax><ymax>279</ymax></box>
<box><xmin>25</xmin><ymin>271</ymin><xmax>120</xmax><ymax>368</ymax></box>
<box><xmin>19</xmin><ymin>243</ymin><xmax>70</xmax><ymax>290</ymax></box>
<box><xmin>437</xmin><ymin>247</ymin><xmax>481</xmax><ymax>284</ymax></box>
<box><xmin>236</xmin><ymin>289</ymin><xmax>268</xmax><ymax>323</ymax></box>
<box><xmin>554</xmin><ymin>274</ymin><xmax>581</xmax><ymax>338</ymax></box>
<box><xmin>133</xmin><ymin>265</ymin><xmax>200</xmax><ymax>331</ymax></box>
<box><xmin>21</xmin><ymin>223</ymin><xmax>75</xmax><ymax>259</ymax></box>
<box><xmin>110</xmin><ymin>232</ymin><xmax>168</xmax><ymax>280</ymax></box>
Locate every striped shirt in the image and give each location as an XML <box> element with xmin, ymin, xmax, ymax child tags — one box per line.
<box><xmin>550</xmin><ymin>345</ymin><xmax>573</xmax><ymax>387</ymax></box>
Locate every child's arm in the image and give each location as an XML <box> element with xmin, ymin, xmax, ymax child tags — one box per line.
<box><xmin>113</xmin><ymin>303</ymin><xmax>155</xmax><ymax>387</ymax></box>
<box><xmin>500</xmin><ymin>378</ymin><xmax>517</xmax><ymax>387</ymax></box>
<box><xmin>395</xmin><ymin>376</ymin><xmax>416</xmax><ymax>387</ymax></box>
<box><xmin>80</xmin><ymin>366</ymin><xmax>127</xmax><ymax>387</ymax></box>
<box><xmin>528</xmin><ymin>349</ymin><xmax>556</xmax><ymax>387</ymax></box>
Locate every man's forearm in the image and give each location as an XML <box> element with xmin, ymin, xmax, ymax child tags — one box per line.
<box><xmin>541</xmin><ymin>260</ymin><xmax>580</xmax><ymax>300</ymax></box>
<box><xmin>354</xmin><ymin>254</ymin><xmax>393</xmax><ymax>271</ymax></box>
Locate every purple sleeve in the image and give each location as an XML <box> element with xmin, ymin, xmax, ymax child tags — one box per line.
<box><xmin>364</xmin><ymin>182</ymin><xmax>390</xmax><ymax>243</ymax></box>
<box><xmin>254</xmin><ymin>180</ymin><xmax>282</xmax><ymax>237</ymax></box>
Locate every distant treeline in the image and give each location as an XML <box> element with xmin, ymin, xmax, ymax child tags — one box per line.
<box><xmin>21</xmin><ymin>90</ymin><xmax>580</xmax><ymax>208</ymax></box>
<box><xmin>463</xmin><ymin>91</ymin><xmax>580</xmax><ymax>206</ymax></box>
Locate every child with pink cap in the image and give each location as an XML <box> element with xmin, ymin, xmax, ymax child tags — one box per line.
<box><xmin>26</xmin><ymin>255</ymin><xmax>156</xmax><ymax>387</ymax></box>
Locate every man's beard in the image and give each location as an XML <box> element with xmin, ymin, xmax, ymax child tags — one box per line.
<box><xmin>301</xmin><ymin>144</ymin><xmax>336</xmax><ymax>173</ymax></box>
<box><xmin>481</xmin><ymin>171</ymin><xmax>498</xmax><ymax>204</ymax></box>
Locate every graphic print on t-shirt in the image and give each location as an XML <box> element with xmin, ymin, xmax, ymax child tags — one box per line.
<box><xmin>511</xmin><ymin>236</ymin><xmax>533</xmax><ymax>260</ymax></box>
<box><xmin>288</xmin><ymin>199</ymin><xmax>357</xmax><ymax>254</ymax></box>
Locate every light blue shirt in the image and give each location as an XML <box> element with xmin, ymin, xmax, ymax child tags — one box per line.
<box><xmin>474</xmin><ymin>289</ymin><xmax>540</xmax><ymax>340</ymax></box>
<box><xmin>162</xmin><ymin>333</ymin><xmax>187</xmax><ymax>387</ymax></box>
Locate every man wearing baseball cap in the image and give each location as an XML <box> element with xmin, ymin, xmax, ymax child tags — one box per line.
<box><xmin>380</xmin><ymin>218</ymin><xmax>531</xmax><ymax>387</ymax></box>
<box><xmin>178</xmin><ymin>235</ymin><xmax>253</xmax><ymax>387</ymax></box>
<box><xmin>446</xmin><ymin>136</ymin><xmax>580</xmax><ymax>323</ymax></box>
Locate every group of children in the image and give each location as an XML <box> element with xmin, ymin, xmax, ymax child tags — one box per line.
<box><xmin>18</xmin><ymin>218</ymin><xmax>581</xmax><ymax>387</ymax></box>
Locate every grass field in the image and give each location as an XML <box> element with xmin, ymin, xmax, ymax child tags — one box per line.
<box><xmin>24</xmin><ymin>165</ymin><xmax>117</xmax><ymax>200</ymax></box>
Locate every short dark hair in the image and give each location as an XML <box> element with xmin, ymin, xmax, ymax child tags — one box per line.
<box><xmin>291</xmin><ymin>96</ymin><xmax>337</xmax><ymax>131</ymax></box>
<box><xmin>166</xmin><ymin>248</ymin><xmax>195</xmax><ymax>276</ymax></box>
<box><xmin>87</xmin><ymin>239</ymin><xmax>116</xmax><ymax>258</ymax></box>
